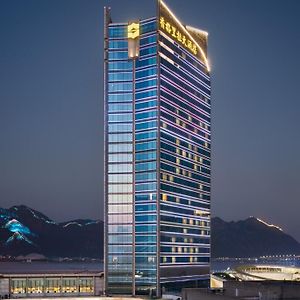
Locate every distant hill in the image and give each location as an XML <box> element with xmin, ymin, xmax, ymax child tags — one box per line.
<box><xmin>211</xmin><ymin>217</ymin><xmax>300</xmax><ymax>257</ymax></box>
<box><xmin>0</xmin><ymin>205</ymin><xmax>299</xmax><ymax>259</ymax></box>
<box><xmin>0</xmin><ymin>205</ymin><xmax>103</xmax><ymax>258</ymax></box>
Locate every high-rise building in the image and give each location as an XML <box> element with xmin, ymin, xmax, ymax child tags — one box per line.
<box><xmin>104</xmin><ymin>0</ymin><xmax>211</xmax><ymax>296</ymax></box>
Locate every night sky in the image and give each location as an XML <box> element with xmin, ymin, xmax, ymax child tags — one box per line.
<box><xmin>1</xmin><ymin>0</ymin><xmax>300</xmax><ymax>240</ymax></box>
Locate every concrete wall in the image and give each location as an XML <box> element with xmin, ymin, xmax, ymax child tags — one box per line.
<box><xmin>182</xmin><ymin>288</ymin><xmax>236</xmax><ymax>300</ymax></box>
<box><xmin>0</xmin><ymin>278</ymin><xmax>9</xmax><ymax>297</ymax></box>
<box><xmin>223</xmin><ymin>281</ymin><xmax>300</xmax><ymax>300</ymax></box>
<box><xmin>95</xmin><ymin>277</ymin><xmax>104</xmax><ymax>296</ymax></box>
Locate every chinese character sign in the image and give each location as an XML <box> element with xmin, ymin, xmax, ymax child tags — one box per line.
<box><xmin>159</xmin><ymin>16</ymin><xmax>198</xmax><ymax>55</ymax></box>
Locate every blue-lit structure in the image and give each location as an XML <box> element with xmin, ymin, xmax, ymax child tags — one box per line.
<box><xmin>104</xmin><ymin>0</ymin><xmax>211</xmax><ymax>296</ymax></box>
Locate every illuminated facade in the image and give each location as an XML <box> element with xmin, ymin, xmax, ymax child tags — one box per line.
<box><xmin>0</xmin><ymin>273</ymin><xmax>103</xmax><ymax>298</ymax></box>
<box><xmin>104</xmin><ymin>0</ymin><xmax>211</xmax><ymax>296</ymax></box>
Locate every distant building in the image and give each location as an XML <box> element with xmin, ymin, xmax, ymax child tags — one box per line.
<box><xmin>104</xmin><ymin>0</ymin><xmax>211</xmax><ymax>296</ymax></box>
<box><xmin>211</xmin><ymin>265</ymin><xmax>300</xmax><ymax>290</ymax></box>
<box><xmin>234</xmin><ymin>265</ymin><xmax>300</xmax><ymax>281</ymax></box>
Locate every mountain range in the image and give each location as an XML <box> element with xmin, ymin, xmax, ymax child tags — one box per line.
<box><xmin>0</xmin><ymin>205</ymin><xmax>299</xmax><ymax>259</ymax></box>
<box><xmin>0</xmin><ymin>205</ymin><xmax>103</xmax><ymax>258</ymax></box>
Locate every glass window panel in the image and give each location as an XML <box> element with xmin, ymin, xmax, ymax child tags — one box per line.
<box><xmin>136</xmin><ymin>120</ymin><xmax>157</xmax><ymax>131</ymax></box>
<box><xmin>108</xmin><ymin>82</ymin><xmax>133</xmax><ymax>93</ymax></box>
<box><xmin>108</xmin><ymin>163</ymin><xmax>132</xmax><ymax>173</ymax></box>
<box><xmin>135</xmin><ymin>224</ymin><xmax>157</xmax><ymax>233</ymax></box>
<box><xmin>108</xmin><ymin>103</ymin><xmax>133</xmax><ymax>112</ymax></box>
<box><xmin>135</xmin><ymin>140</ymin><xmax>157</xmax><ymax>152</ymax></box>
<box><xmin>136</xmin><ymin>89</ymin><xmax>157</xmax><ymax>100</ymax></box>
<box><xmin>108</xmin><ymin>214</ymin><xmax>133</xmax><ymax>224</ymax></box>
<box><xmin>108</xmin><ymin>204</ymin><xmax>133</xmax><ymax>214</ymax></box>
<box><xmin>140</xmin><ymin>34</ymin><xmax>156</xmax><ymax>46</ymax></box>
<box><xmin>108</xmin><ymin>61</ymin><xmax>133</xmax><ymax>71</ymax></box>
<box><xmin>108</xmin><ymin>93</ymin><xmax>132</xmax><ymax>102</ymax></box>
<box><xmin>135</xmin><ymin>215</ymin><xmax>157</xmax><ymax>223</ymax></box>
<box><xmin>135</xmin><ymin>204</ymin><xmax>156</xmax><ymax>212</ymax></box>
<box><xmin>108</xmin><ymin>143</ymin><xmax>133</xmax><ymax>153</ymax></box>
<box><xmin>108</xmin><ymin>183</ymin><xmax>133</xmax><ymax>193</ymax></box>
<box><xmin>108</xmin><ymin>153</ymin><xmax>132</xmax><ymax>163</ymax></box>
<box><xmin>136</xmin><ymin>66</ymin><xmax>157</xmax><ymax>79</ymax></box>
<box><xmin>108</xmin><ymin>133</ymin><xmax>132</xmax><ymax>143</ymax></box>
<box><xmin>108</xmin><ymin>224</ymin><xmax>132</xmax><ymax>233</ymax></box>
<box><xmin>135</xmin><ymin>110</ymin><xmax>157</xmax><ymax>120</ymax></box>
<box><xmin>135</xmin><ymin>130</ymin><xmax>157</xmax><ymax>141</ymax></box>
<box><xmin>136</xmin><ymin>79</ymin><xmax>157</xmax><ymax>90</ymax></box>
<box><xmin>108</xmin><ymin>194</ymin><xmax>133</xmax><ymax>204</ymax></box>
<box><xmin>108</xmin><ymin>51</ymin><xmax>128</xmax><ymax>60</ymax></box>
<box><xmin>140</xmin><ymin>21</ymin><xmax>157</xmax><ymax>34</ymax></box>
<box><xmin>136</xmin><ymin>245</ymin><xmax>156</xmax><ymax>253</ymax></box>
<box><xmin>135</xmin><ymin>161</ymin><xmax>156</xmax><ymax>172</ymax></box>
<box><xmin>135</xmin><ymin>151</ymin><xmax>156</xmax><ymax>161</ymax></box>
<box><xmin>108</xmin><ymin>234</ymin><xmax>133</xmax><ymax>244</ymax></box>
<box><xmin>136</xmin><ymin>57</ymin><xmax>156</xmax><ymax>68</ymax></box>
<box><xmin>135</xmin><ymin>99</ymin><xmax>157</xmax><ymax>111</ymax></box>
<box><xmin>108</xmin><ymin>123</ymin><xmax>133</xmax><ymax>133</ymax></box>
<box><xmin>108</xmin><ymin>113</ymin><xmax>132</xmax><ymax>122</ymax></box>
<box><xmin>135</xmin><ymin>182</ymin><xmax>157</xmax><ymax>192</ymax></box>
<box><xmin>135</xmin><ymin>193</ymin><xmax>156</xmax><ymax>202</ymax></box>
<box><xmin>108</xmin><ymin>245</ymin><xmax>132</xmax><ymax>253</ymax></box>
<box><xmin>108</xmin><ymin>72</ymin><xmax>133</xmax><ymax>82</ymax></box>
<box><xmin>136</xmin><ymin>171</ymin><xmax>156</xmax><ymax>181</ymax></box>
<box><xmin>108</xmin><ymin>26</ymin><xmax>126</xmax><ymax>38</ymax></box>
<box><xmin>108</xmin><ymin>174</ymin><xmax>133</xmax><ymax>183</ymax></box>
<box><xmin>108</xmin><ymin>40</ymin><xmax>128</xmax><ymax>49</ymax></box>
<box><xmin>139</xmin><ymin>45</ymin><xmax>157</xmax><ymax>57</ymax></box>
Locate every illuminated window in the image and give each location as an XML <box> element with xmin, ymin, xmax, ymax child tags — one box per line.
<box><xmin>79</xmin><ymin>278</ymin><xmax>94</xmax><ymax>293</ymax></box>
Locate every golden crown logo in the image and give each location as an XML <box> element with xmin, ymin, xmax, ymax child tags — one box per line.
<box><xmin>128</xmin><ymin>22</ymin><xmax>140</xmax><ymax>39</ymax></box>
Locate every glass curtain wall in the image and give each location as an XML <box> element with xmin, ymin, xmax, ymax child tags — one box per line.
<box><xmin>158</xmin><ymin>28</ymin><xmax>211</xmax><ymax>286</ymax></box>
<box><xmin>134</xmin><ymin>18</ymin><xmax>158</xmax><ymax>295</ymax></box>
<box><xmin>106</xmin><ymin>23</ymin><xmax>134</xmax><ymax>294</ymax></box>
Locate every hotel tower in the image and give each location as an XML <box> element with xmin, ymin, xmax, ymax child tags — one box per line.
<box><xmin>104</xmin><ymin>0</ymin><xmax>211</xmax><ymax>296</ymax></box>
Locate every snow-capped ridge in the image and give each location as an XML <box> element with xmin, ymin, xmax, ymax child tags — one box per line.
<box><xmin>4</xmin><ymin>219</ymin><xmax>33</xmax><ymax>235</ymax></box>
<box><xmin>63</xmin><ymin>221</ymin><xmax>83</xmax><ymax>228</ymax></box>
<box><xmin>5</xmin><ymin>232</ymin><xmax>35</xmax><ymax>246</ymax></box>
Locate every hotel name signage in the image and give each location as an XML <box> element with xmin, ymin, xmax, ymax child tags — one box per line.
<box><xmin>159</xmin><ymin>16</ymin><xmax>198</xmax><ymax>56</ymax></box>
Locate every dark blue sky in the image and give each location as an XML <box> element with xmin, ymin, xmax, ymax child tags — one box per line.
<box><xmin>0</xmin><ymin>0</ymin><xmax>300</xmax><ymax>240</ymax></box>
